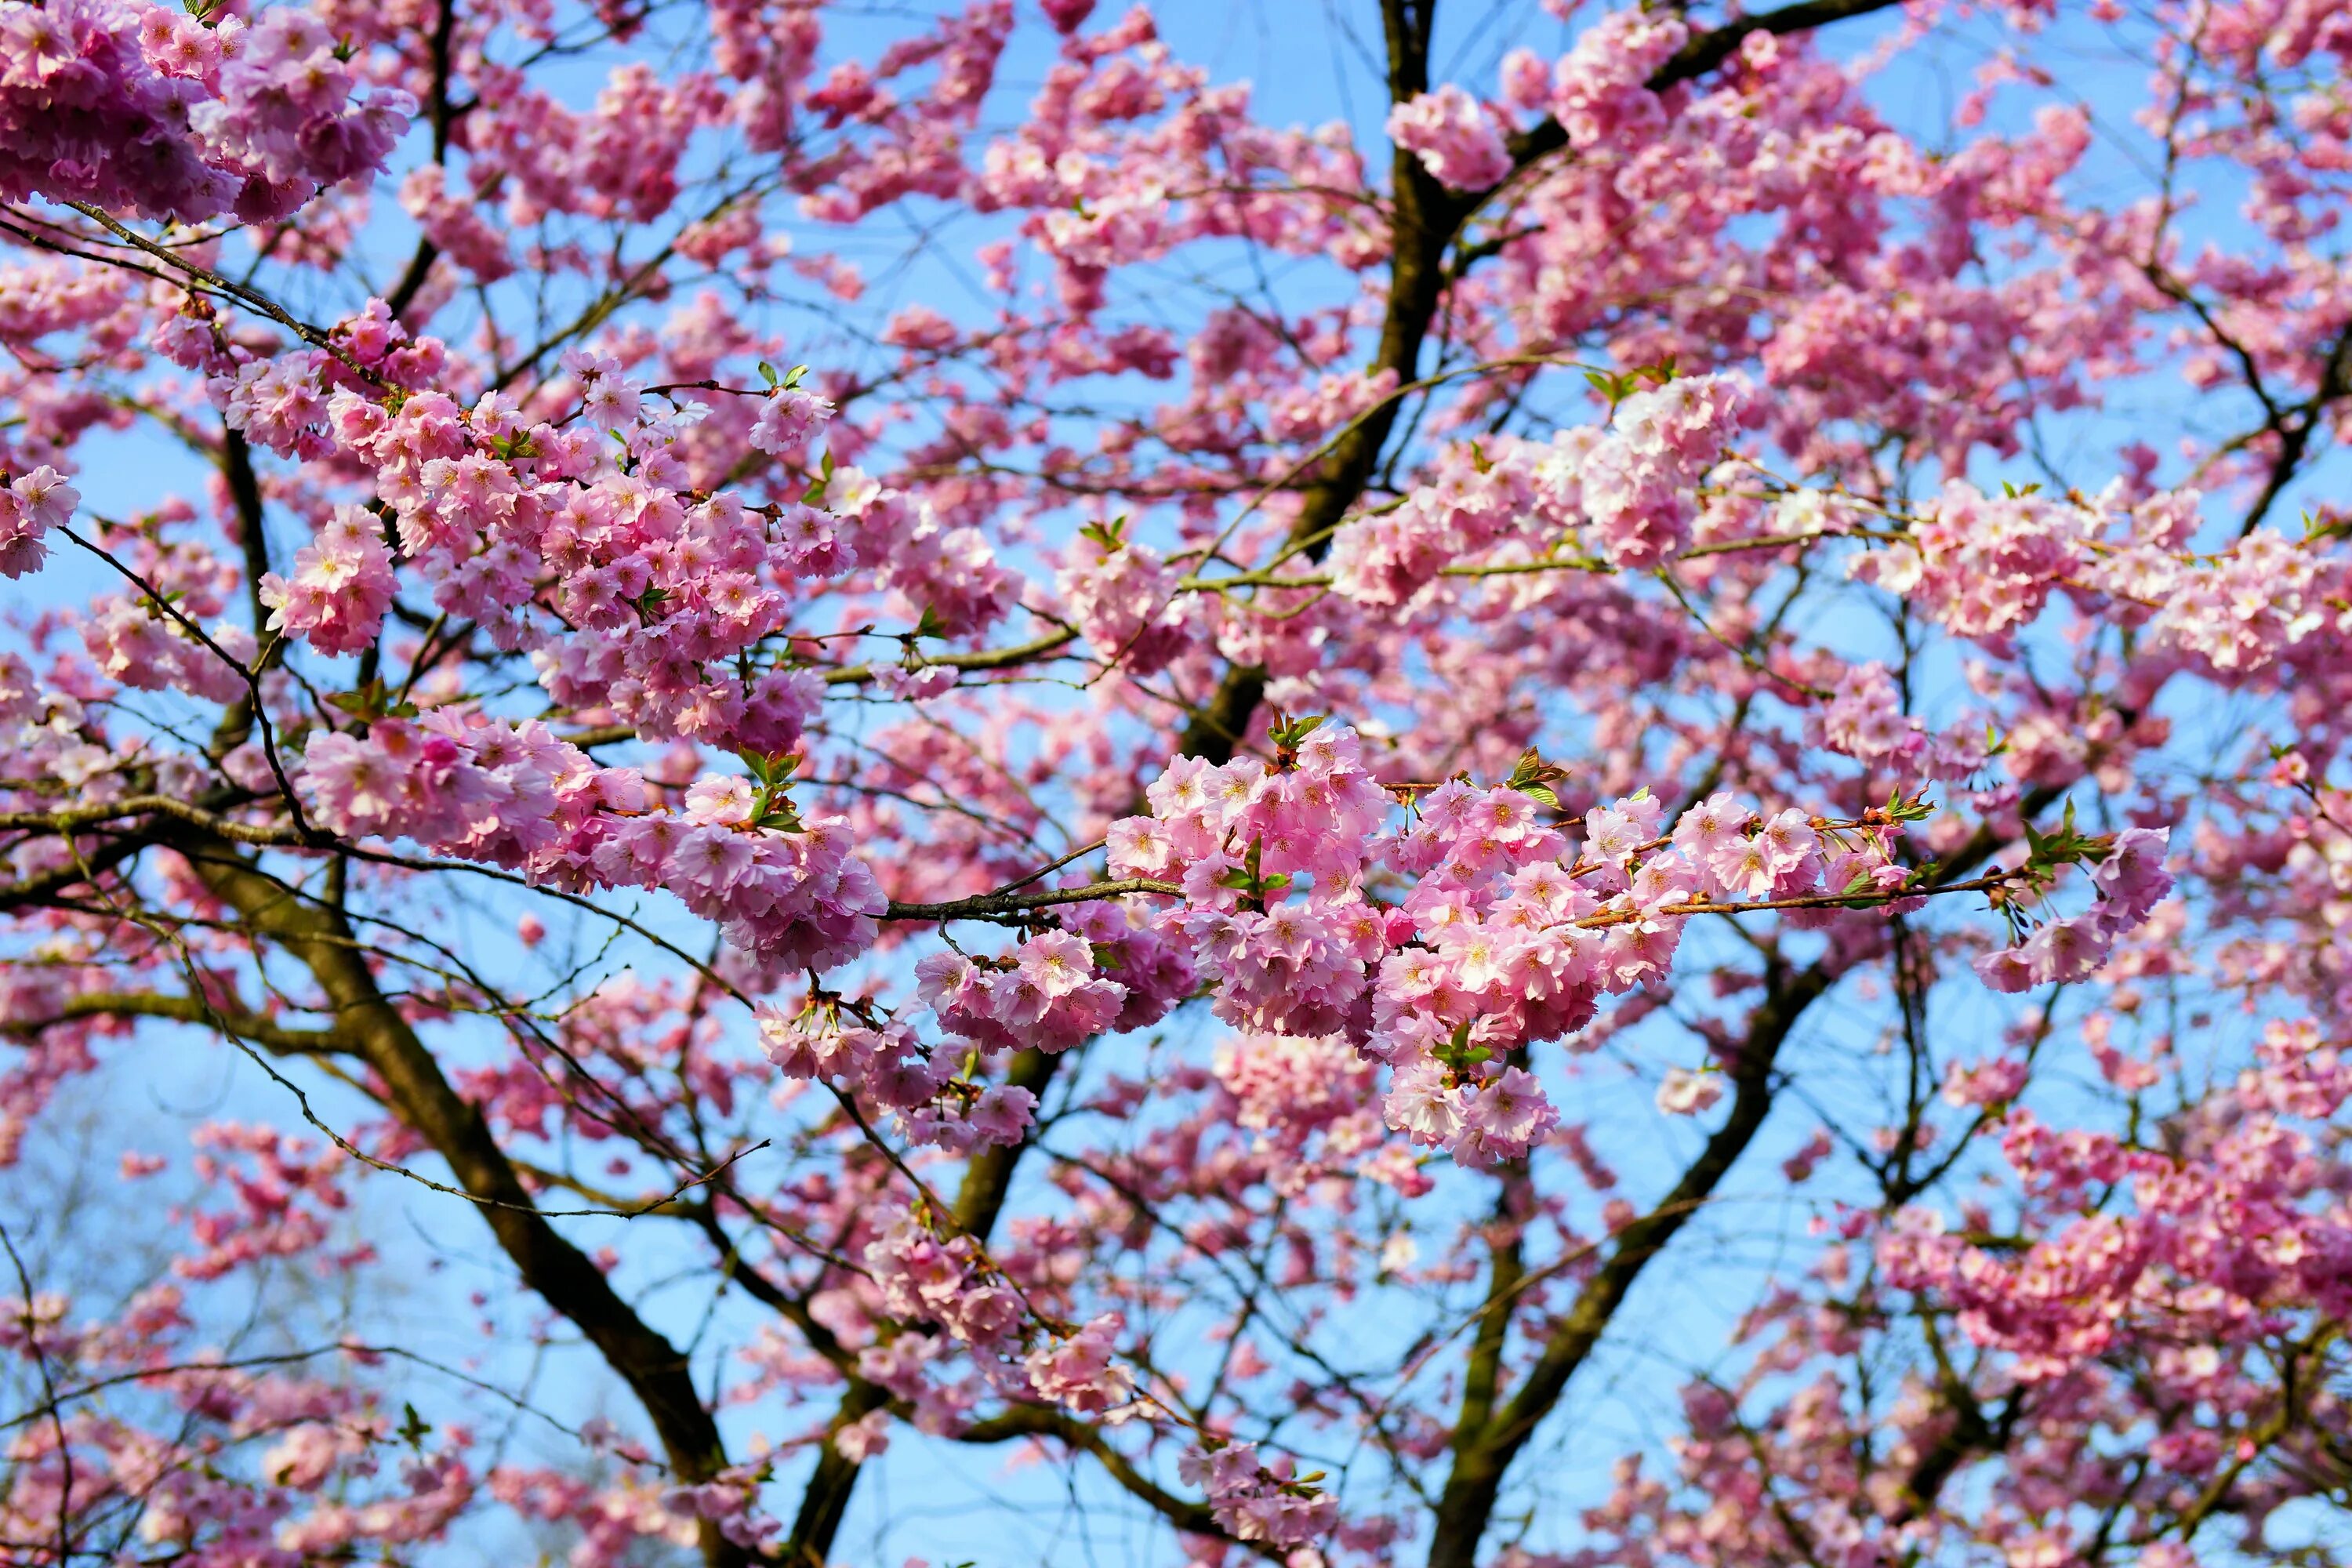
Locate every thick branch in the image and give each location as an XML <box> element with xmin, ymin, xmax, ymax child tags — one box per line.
<box><xmin>1423</xmin><ymin>783</ymin><xmax>2065</xmax><ymax>1566</ymax></box>
<box><xmin>780</xmin><ymin>1047</ymin><xmax>1065</xmax><ymax>1561</ymax></box>
<box><xmin>1425</xmin><ymin>959</ymin><xmax>1832</xmax><ymax>1568</ymax></box>
<box><xmin>167</xmin><ymin>830</ymin><xmax>750</xmax><ymax>1568</ymax></box>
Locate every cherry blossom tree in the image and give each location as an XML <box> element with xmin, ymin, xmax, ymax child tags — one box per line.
<box><xmin>5</xmin><ymin>0</ymin><xmax>2352</xmax><ymax>1563</ymax></box>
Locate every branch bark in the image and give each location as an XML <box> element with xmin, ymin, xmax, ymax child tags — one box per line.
<box><xmin>1424</xmin><ymin>957</ymin><xmax>1832</xmax><ymax>1568</ymax></box>
<box><xmin>166</xmin><ymin>829</ymin><xmax>753</xmax><ymax>1568</ymax></box>
<box><xmin>779</xmin><ymin>1046</ymin><xmax>1066</xmax><ymax>1562</ymax></box>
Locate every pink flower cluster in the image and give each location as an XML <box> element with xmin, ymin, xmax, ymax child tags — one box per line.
<box><xmin>1106</xmin><ymin>721</ymin><xmax>1960</xmax><ymax>1164</ymax></box>
<box><xmin>1211</xmin><ymin>1029</ymin><xmax>1384</xmax><ymax>1185</ymax></box>
<box><xmin>757</xmin><ymin>1004</ymin><xmax>1046</xmax><ymax>1150</ymax></box>
<box><xmin>71</xmin><ymin>524</ymin><xmax>255</xmax><ymax>702</ymax></box>
<box><xmin>1655</xmin><ymin>1065</ymin><xmax>1722</xmax><ymax>1116</ymax></box>
<box><xmin>757</xmin><ymin>1004</ymin><xmax>914</xmax><ymax>1087</ymax></box>
<box><xmin>1832</xmin><ymin>479</ymin><xmax>2352</xmax><ymax>684</ymax></box>
<box><xmin>1180</xmin><ymin>1442</ymin><xmax>1338</xmax><ymax>1548</ymax></box>
<box><xmin>915</xmin><ymin>905</ymin><xmax>1190</xmax><ymax>1056</ymax></box>
<box><xmin>652</xmin><ymin>1467</ymin><xmax>779</xmax><ymax>1555</ymax></box>
<box><xmin>258</xmin><ymin>505</ymin><xmax>397</xmax><ymax>656</ymax></box>
<box><xmin>220</xmin><ymin>349</ymin><xmax>337</xmax><ymax>459</ymax></box>
<box><xmin>81</xmin><ymin>587</ymin><xmax>254</xmax><ymax>702</ymax></box>
<box><xmin>746</xmin><ymin>385</ymin><xmax>835</xmax><ymax>455</ymax></box>
<box><xmin>1971</xmin><ymin>826</ymin><xmax>2172</xmax><ymax>992</ymax></box>
<box><xmin>862</xmin><ymin>1207</ymin><xmax>1135</xmax><ymax>1414</ymax></box>
<box><xmin>821</xmin><ymin>463</ymin><xmax>1023</xmax><ymax>639</ymax></box>
<box><xmin>300</xmin><ymin>715</ymin><xmax>882</xmax><ymax>973</ymax></box>
<box><xmin>2140</xmin><ymin>524</ymin><xmax>2338</xmax><ymax>673</ymax></box>
<box><xmin>1882</xmin><ymin>1019</ymin><xmax>2352</xmax><ymax>1381</ymax></box>
<box><xmin>397</xmin><ymin>165</ymin><xmax>514</xmax><ymax>282</ymax></box>
<box><xmin>1022</xmin><ymin>1312</ymin><xmax>1136</xmax><ymax>1418</ymax></box>
<box><xmin>580</xmin><ymin>777</ymin><xmax>882</xmax><ymax>976</ymax></box>
<box><xmin>0</xmin><ymin>0</ymin><xmax>410</xmax><ymax>225</ymax></box>
<box><xmin>1853</xmin><ymin>480</ymin><xmax>2091</xmax><ymax>644</ymax></box>
<box><xmin>176</xmin><ymin>1122</ymin><xmax>349</xmax><ymax>1281</ymax></box>
<box><xmin>1542</xmin><ymin>8</ymin><xmax>1689</xmax><ymax>147</ymax></box>
<box><xmin>0</xmin><ymin>465</ymin><xmax>76</xmax><ymax>579</ymax></box>
<box><xmin>753</xmin><ymin>907</ymin><xmax>1185</xmax><ymax>1142</ymax></box>
<box><xmin>1813</xmin><ymin>660</ymin><xmax>1927</xmax><ymax>771</ymax></box>
<box><xmin>1386</xmin><ymin>83</ymin><xmax>1512</xmax><ymax>191</ymax></box>
<box><xmin>309</xmin><ymin>347</ymin><xmax>853</xmax><ymax>752</ymax></box>
<box><xmin>1328</xmin><ymin>430</ymin><xmax>1573</xmax><ymax>607</ymax></box>
<box><xmin>1110</xmin><ymin>725</ymin><xmax>1395</xmax><ymax>1033</ymax></box>
<box><xmin>1330</xmin><ymin>372</ymin><xmax>1749</xmax><ymax>604</ymax></box>
<box><xmin>486</xmin><ymin>1468</ymin><xmax>701</xmax><ymax>1563</ymax></box>
<box><xmin>916</xmin><ymin>931</ymin><xmax>1125</xmax><ymax>1054</ymax></box>
<box><xmin>1056</xmin><ymin>528</ymin><xmax>1193</xmax><ymax>675</ymax></box>
<box><xmin>186</xmin><ymin>7</ymin><xmax>410</xmax><ymax>218</ymax></box>
<box><xmin>299</xmin><ymin>714</ymin><xmax>597</xmax><ymax>863</ymax></box>
<box><xmin>1580</xmin><ymin>373</ymin><xmax>1753</xmax><ymax>564</ymax></box>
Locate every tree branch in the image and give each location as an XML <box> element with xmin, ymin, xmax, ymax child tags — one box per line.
<box><xmin>165</xmin><ymin>827</ymin><xmax>753</xmax><ymax>1568</ymax></box>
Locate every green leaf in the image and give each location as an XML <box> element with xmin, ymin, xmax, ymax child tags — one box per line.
<box><xmin>327</xmin><ymin>678</ymin><xmax>401</xmax><ymax>721</ymax></box>
<box><xmin>1269</xmin><ymin>712</ymin><xmax>1327</xmax><ymax>753</ymax></box>
<box><xmin>397</xmin><ymin>1403</ymin><xmax>432</xmax><ymax>1451</ymax></box>
<box><xmin>800</xmin><ymin>449</ymin><xmax>837</xmax><ymax>506</ymax></box>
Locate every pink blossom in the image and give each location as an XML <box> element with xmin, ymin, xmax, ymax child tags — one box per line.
<box><xmin>1656</xmin><ymin>1066</ymin><xmax>1722</xmax><ymax>1116</ymax></box>
<box><xmin>0</xmin><ymin>466</ymin><xmax>76</xmax><ymax>579</ymax></box>
<box><xmin>1387</xmin><ymin>85</ymin><xmax>1512</xmax><ymax>191</ymax></box>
